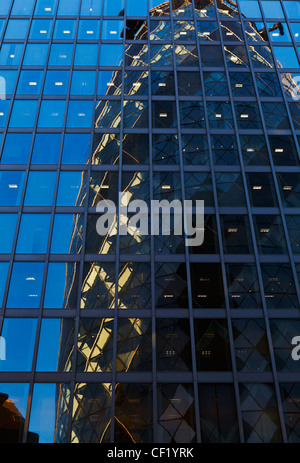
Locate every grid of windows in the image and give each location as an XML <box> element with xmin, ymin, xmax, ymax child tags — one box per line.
<box><xmin>0</xmin><ymin>0</ymin><xmax>300</xmax><ymax>444</ymax></box>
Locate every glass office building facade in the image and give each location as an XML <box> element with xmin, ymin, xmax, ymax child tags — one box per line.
<box><xmin>0</xmin><ymin>0</ymin><xmax>300</xmax><ymax>444</ymax></box>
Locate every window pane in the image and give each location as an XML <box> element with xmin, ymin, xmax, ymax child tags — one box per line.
<box><xmin>31</xmin><ymin>133</ymin><xmax>61</xmax><ymax>164</ymax></box>
<box><xmin>16</xmin><ymin>214</ymin><xmax>51</xmax><ymax>254</ymax></box>
<box><xmin>1</xmin><ymin>133</ymin><xmax>32</xmax><ymax>164</ymax></box>
<box><xmin>7</xmin><ymin>262</ymin><xmax>44</xmax><ymax>308</ymax></box>
<box><xmin>0</xmin><ymin>319</ymin><xmax>37</xmax><ymax>371</ymax></box>
<box><xmin>24</xmin><ymin>171</ymin><xmax>56</xmax><ymax>206</ymax></box>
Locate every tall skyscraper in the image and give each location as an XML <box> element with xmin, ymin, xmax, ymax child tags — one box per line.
<box><xmin>0</xmin><ymin>0</ymin><xmax>300</xmax><ymax>444</ymax></box>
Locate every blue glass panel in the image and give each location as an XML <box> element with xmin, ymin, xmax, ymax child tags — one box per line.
<box><xmin>61</xmin><ymin>134</ymin><xmax>90</xmax><ymax>164</ymax></box>
<box><xmin>0</xmin><ymin>171</ymin><xmax>25</xmax><ymax>206</ymax></box>
<box><xmin>17</xmin><ymin>70</ymin><xmax>44</xmax><ymax>95</ymax></box>
<box><xmin>43</xmin><ymin>70</ymin><xmax>69</xmax><ymax>95</ymax></box>
<box><xmin>80</xmin><ymin>0</ymin><xmax>102</xmax><ymax>16</ymax></box>
<box><xmin>29</xmin><ymin>19</ymin><xmax>52</xmax><ymax>39</ymax></box>
<box><xmin>16</xmin><ymin>214</ymin><xmax>51</xmax><ymax>254</ymax></box>
<box><xmin>99</xmin><ymin>44</ymin><xmax>123</xmax><ymax>66</ymax></box>
<box><xmin>0</xmin><ymin>189</ymin><xmax>14</xmax><ymax>229</ymax></box>
<box><xmin>0</xmin><ymin>20</ymin><xmax>4</xmax><ymax>38</ymax></box>
<box><xmin>36</xmin><ymin>319</ymin><xmax>74</xmax><ymax>371</ymax></box>
<box><xmin>57</xmin><ymin>0</ymin><xmax>80</xmax><ymax>15</ymax></box>
<box><xmin>238</xmin><ymin>0</ymin><xmax>262</xmax><ymax>18</ymax></box>
<box><xmin>24</xmin><ymin>171</ymin><xmax>56</xmax><ymax>206</ymax></box>
<box><xmin>103</xmin><ymin>0</ymin><xmax>124</xmax><ymax>16</ymax></box>
<box><xmin>1</xmin><ymin>133</ymin><xmax>32</xmax><ymax>164</ymax></box>
<box><xmin>0</xmin><ymin>215</ymin><xmax>17</xmax><ymax>253</ymax></box>
<box><xmin>74</xmin><ymin>43</ymin><xmax>98</xmax><ymax>66</ymax></box>
<box><xmin>29</xmin><ymin>383</ymin><xmax>69</xmax><ymax>443</ymax></box>
<box><xmin>0</xmin><ymin>0</ymin><xmax>12</xmax><ymax>15</ymax></box>
<box><xmin>285</xmin><ymin>1</ymin><xmax>300</xmax><ymax>19</ymax></box>
<box><xmin>56</xmin><ymin>171</ymin><xmax>85</xmax><ymax>206</ymax></box>
<box><xmin>77</xmin><ymin>19</ymin><xmax>100</xmax><ymax>39</ymax></box>
<box><xmin>261</xmin><ymin>0</ymin><xmax>284</xmax><ymax>18</ymax></box>
<box><xmin>34</xmin><ymin>0</ymin><xmax>58</xmax><ymax>16</ymax></box>
<box><xmin>5</xmin><ymin>20</ymin><xmax>29</xmax><ymax>39</ymax></box>
<box><xmin>6</xmin><ymin>262</ymin><xmax>44</xmax><ymax>308</ymax></box>
<box><xmin>31</xmin><ymin>133</ymin><xmax>61</xmax><ymax>164</ymax></box>
<box><xmin>101</xmin><ymin>20</ymin><xmax>124</xmax><ymax>40</ymax></box>
<box><xmin>0</xmin><ymin>44</ymin><xmax>24</xmax><ymax>66</ymax></box>
<box><xmin>70</xmin><ymin>70</ymin><xmax>96</xmax><ymax>95</ymax></box>
<box><xmin>11</xmin><ymin>0</ymin><xmax>35</xmax><ymax>15</ymax></box>
<box><xmin>0</xmin><ymin>262</ymin><xmax>9</xmax><ymax>306</ymax></box>
<box><xmin>53</xmin><ymin>19</ymin><xmax>77</xmax><ymax>39</ymax></box>
<box><xmin>66</xmin><ymin>100</ymin><xmax>93</xmax><ymax>128</ymax></box>
<box><xmin>23</xmin><ymin>43</ymin><xmax>49</xmax><ymax>66</ymax></box>
<box><xmin>127</xmin><ymin>0</ymin><xmax>147</xmax><ymax>16</ymax></box>
<box><xmin>0</xmin><ymin>70</ymin><xmax>17</xmax><ymax>95</ymax></box>
<box><xmin>50</xmin><ymin>214</ymin><xmax>77</xmax><ymax>254</ymax></box>
<box><xmin>0</xmin><ymin>100</ymin><xmax>10</xmax><ymax>126</ymax></box>
<box><xmin>48</xmin><ymin>43</ymin><xmax>73</xmax><ymax>66</ymax></box>
<box><xmin>9</xmin><ymin>100</ymin><xmax>38</xmax><ymax>128</ymax></box>
<box><xmin>273</xmin><ymin>46</ymin><xmax>300</xmax><ymax>69</ymax></box>
<box><xmin>44</xmin><ymin>262</ymin><xmax>69</xmax><ymax>308</ymax></box>
<box><xmin>38</xmin><ymin>100</ymin><xmax>66</xmax><ymax>127</ymax></box>
<box><xmin>0</xmin><ymin>319</ymin><xmax>37</xmax><ymax>371</ymax></box>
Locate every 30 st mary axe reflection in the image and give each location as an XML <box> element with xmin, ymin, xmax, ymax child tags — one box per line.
<box><xmin>11</xmin><ymin>0</ymin><xmax>299</xmax><ymax>444</ymax></box>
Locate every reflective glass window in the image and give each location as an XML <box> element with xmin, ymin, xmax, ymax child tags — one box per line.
<box><xmin>74</xmin><ymin>43</ymin><xmax>98</xmax><ymax>66</ymax></box>
<box><xmin>0</xmin><ymin>0</ymin><xmax>12</xmax><ymax>15</ymax></box>
<box><xmin>199</xmin><ymin>384</ymin><xmax>239</xmax><ymax>443</ymax></box>
<box><xmin>66</xmin><ymin>100</ymin><xmax>93</xmax><ymax>128</ymax></box>
<box><xmin>44</xmin><ymin>262</ymin><xmax>80</xmax><ymax>309</ymax></box>
<box><xmin>70</xmin><ymin>71</ymin><xmax>96</xmax><ymax>95</ymax></box>
<box><xmin>190</xmin><ymin>263</ymin><xmax>225</xmax><ymax>309</ymax></box>
<box><xmin>9</xmin><ymin>100</ymin><xmax>37</xmax><ymax>128</ymax></box>
<box><xmin>261</xmin><ymin>1</ymin><xmax>284</xmax><ymax>19</ymax></box>
<box><xmin>0</xmin><ymin>171</ymin><xmax>25</xmax><ymax>206</ymax></box>
<box><xmin>31</xmin><ymin>133</ymin><xmax>61</xmax><ymax>164</ymax></box>
<box><xmin>7</xmin><ymin>262</ymin><xmax>44</xmax><ymax>309</ymax></box>
<box><xmin>49</xmin><ymin>43</ymin><xmax>73</xmax><ymax>66</ymax></box>
<box><xmin>24</xmin><ymin>171</ymin><xmax>56</xmax><ymax>206</ymax></box>
<box><xmin>17</xmin><ymin>70</ymin><xmax>44</xmax><ymax>95</ymax></box>
<box><xmin>34</xmin><ymin>0</ymin><xmax>57</xmax><ymax>16</ymax></box>
<box><xmin>29</xmin><ymin>19</ymin><xmax>52</xmax><ymax>39</ymax></box>
<box><xmin>53</xmin><ymin>19</ymin><xmax>77</xmax><ymax>40</ymax></box>
<box><xmin>23</xmin><ymin>44</ymin><xmax>48</xmax><ymax>66</ymax></box>
<box><xmin>80</xmin><ymin>0</ymin><xmax>102</xmax><ymax>16</ymax></box>
<box><xmin>51</xmin><ymin>214</ymin><xmax>83</xmax><ymax>254</ymax></box>
<box><xmin>0</xmin><ymin>44</ymin><xmax>24</xmax><ymax>66</ymax></box>
<box><xmin>43</xmin><ymin>70</ymin><xmax>69</xmax><ymax>95</ymax></box>
<box><xmin>16</xmin><ymin>214</ymin><xmax>51</xmax><ymax>254</ymax></box>
<box><xmin>62</xmin><ymin>134</ymin><xmax>91</xmax><ymax>164</ymax></box>
<box><xmin>1</xmin><ymin>133</ymin><xmax>32</xmax><ymax>164</ymax></box>
<box><xmin>0</xmin><ymin>319</ymin><xmax>37</xmax><ymax>371</ymax></box>
<box><xmin>36</xmin><ymin>319</ymin><xmax>74</xmax><ymax>372</ymax></box>
<box><xmin>194</xmin><ymin>319</ymin><xmax>232</xmax><ymax>371</ymax></box>
<box><xmin>78</xmin><ymin>19</ymin><xmax>100</xmax><ymax>39</ymax></box>
<box><xmin>156</xmin><ymin>319</ymin><xmax>192</xmax><ymax>372</ymax></box>
<box><xmin>0</xmin><ymin>383</ymin><xmax>29</xmax><ymax>443</ymax></box>
<box><xmin>57</xmin><ymin>0</ymin><xmax>80</xmax><ymax>15</ymax></box>
<box><xmin>101</xmin><ymin>19</ymin><xmax>124</xmax><ymax>40</ymax></box>
<box><xmin>56</xmin><ymin>171</ymin><xmax>86</xmax><ymax>206</ymax></box>
<box><xmin>29</xmin><ymin>383</ymin><xmax>71</xmax><ymax>443</ymax></box>
<box><xmin>0</xmin><ymin>215</ymin><xmax>17</xmax><ymax>253</ymax></box>
<box><xmin>0</xmin><ymin>70</ymin><xmax>17</xmax><ymax>95</ymax></box>
<box><xmin>103</xmin><ymin>0</ymin><xmax>124</xmax><ymax>16</ymax></box>
<box><xmin>5</xmin><ymin>20</ymin><xmax>29</xmax><ymax>40</ymax></box>
<box><xmin>38</xmin><ymin>100</ymin><xmax>66</xmax><ymax>128</ymax></box>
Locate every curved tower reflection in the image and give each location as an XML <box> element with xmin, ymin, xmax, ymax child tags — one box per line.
<box><xmin>53</xmin><ymin>0</ymin><xmax>300</xmax><ymax>444</ymax></box>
